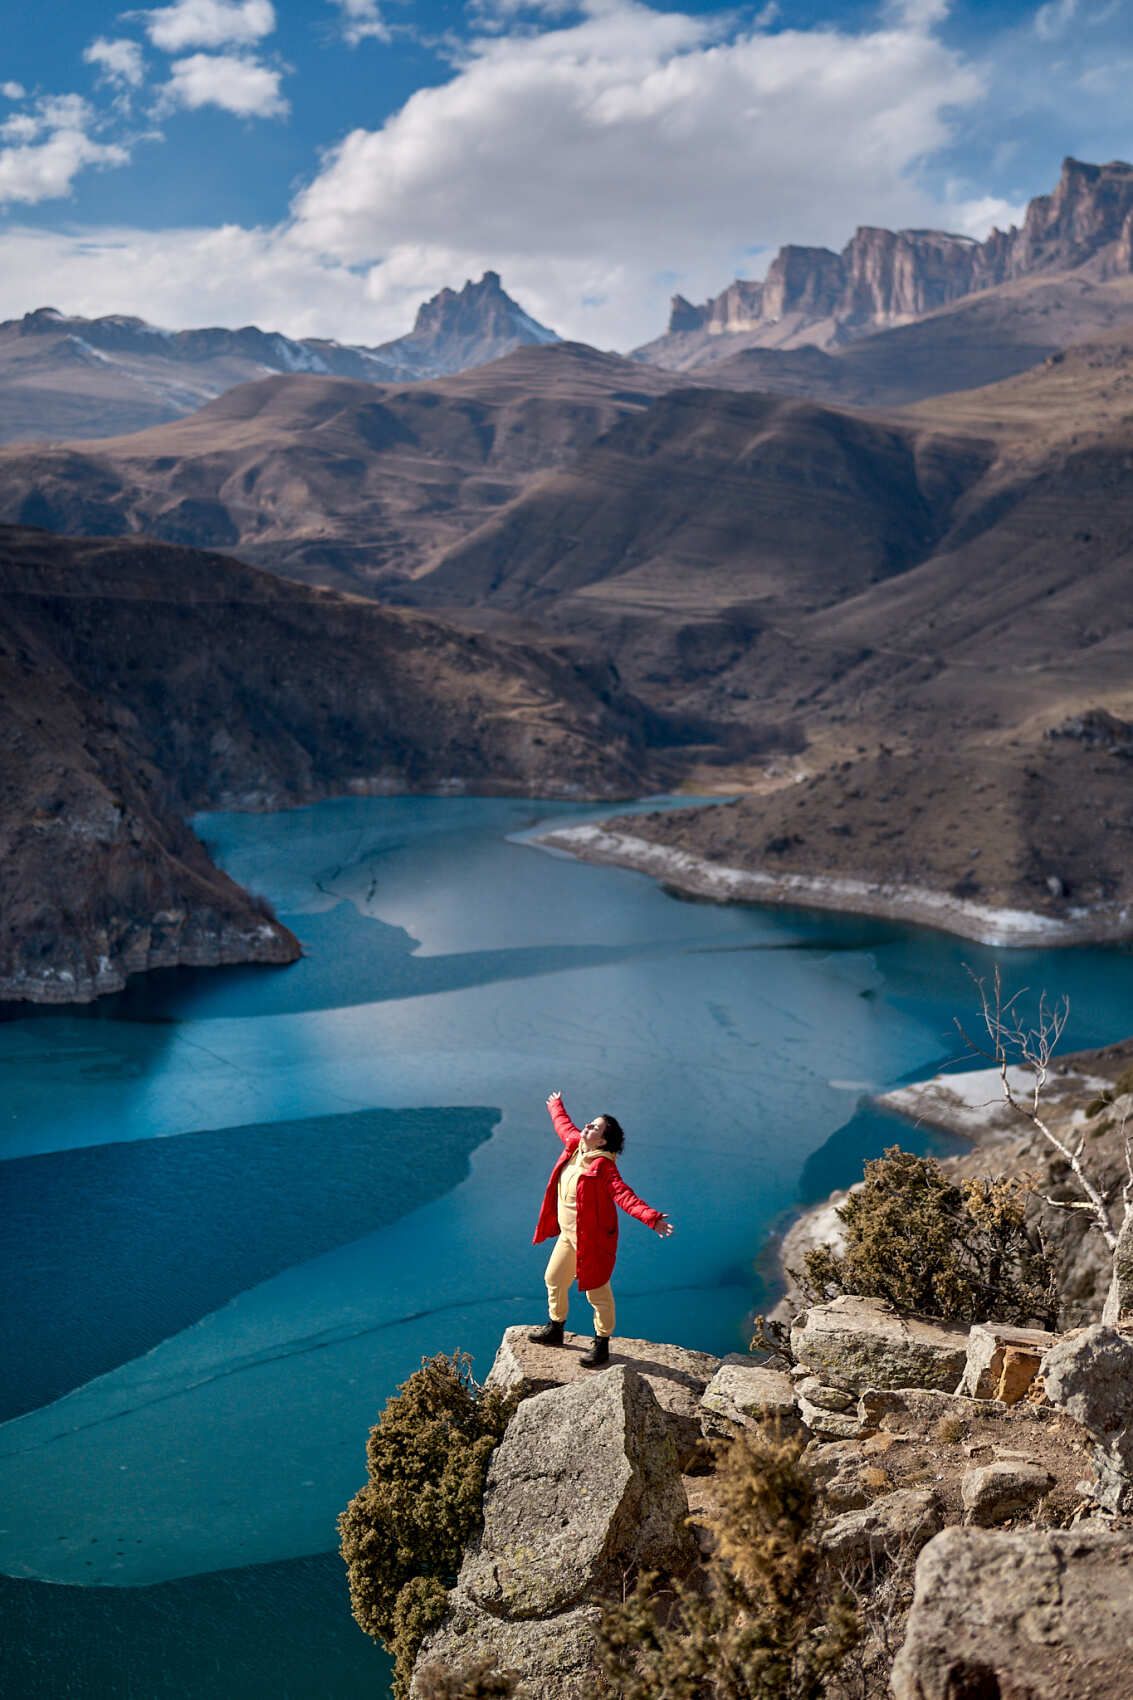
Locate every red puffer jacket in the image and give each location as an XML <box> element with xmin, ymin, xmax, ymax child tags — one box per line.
<box><xmin>532</xmin><ymin>1097</ymin><xmax>662</xmax><ymax>1291</ymax></box>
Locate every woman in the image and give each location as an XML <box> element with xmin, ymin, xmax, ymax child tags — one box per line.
<box><xmin>528</xmin><ymin>1089</ymin><xmax>674</xmax><ymax>1367</ymax></box>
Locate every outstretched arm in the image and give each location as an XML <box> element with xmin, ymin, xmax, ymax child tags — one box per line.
<box><xmin>546</xmin><ymin>1089</ymin><xmax>580</xmax><ymax>1147</ymax></box>
<box><xmin>609</xmin><ymin>1171</ymin><xmax>675</xmax><ymax>1237</ymax></box>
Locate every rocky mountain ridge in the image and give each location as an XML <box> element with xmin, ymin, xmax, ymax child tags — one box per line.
<box><xmin>0</xmin><ymin>273</ymin><xmax>557</xmax><ymax>444</ymax></box>
<box><xmin>643</xmin><ymin>156</ymin><xmax>1133</xmax><ymax>367</ymax></box>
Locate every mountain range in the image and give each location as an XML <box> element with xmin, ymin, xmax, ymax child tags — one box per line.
<box><xmin>0</xmin><ymin>272</ymin><xmax>557</xmax><ymax>444</ymax></box>
<box><xmin>4</xmin><ymin>152</ymin><xmax>1133</xmax><ymax>996</ymax></box>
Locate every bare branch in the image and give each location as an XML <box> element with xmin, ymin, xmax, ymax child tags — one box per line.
<box><xmin>963</xmin><ymin>966</ymin><xmax>1117</xmax><ymax>1251</ymax></box>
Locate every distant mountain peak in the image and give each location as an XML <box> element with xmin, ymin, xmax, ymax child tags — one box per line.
<box><xmin>399</xmin><ymin>271</ymin><xmax>558</xmax><ymax>366</ymax></box>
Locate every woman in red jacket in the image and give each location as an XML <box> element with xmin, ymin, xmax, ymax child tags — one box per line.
<box><xmin>528</xmin><ymin>1089</ymin><xmax>674</xmax><ymax>1368</ymax></box>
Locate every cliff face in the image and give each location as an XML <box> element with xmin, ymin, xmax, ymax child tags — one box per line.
<box><xmin>0</xmin><ymin>525</ymin><xmax>657</xmax><ymax>1003</ymax></box>
<box><xmin>654</xmin><ymin>157</ymin><xmax>1133</xmax><ymax>350</ymax></box>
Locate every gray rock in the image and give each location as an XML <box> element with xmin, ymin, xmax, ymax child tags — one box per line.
<box><xmin>699</xmin><ymin>1356</ymin><xmax>798</xmax><ymax>1440</ymax></box>
<box><xmin>790</xmin><ymin>1295</ymin><xmax>968</xmax><ymax>1394</ymax></box>
<box><xmin>413</xmin><ymin>1367</ymin><xmax>696</xmax><ymax>1698</ymax></box>
<box><xmin>821</xmin><ymin>1487</ymin><xmax>941</xmax><ymax>1565</ymax></box>
<box><xmin>891</xmin><ymin>1527</ymin><xmax>1133</xmax><ymax>1700</ymax></box>
<box><xmin>487</xmin><ymin>1327</ymin><xmax>719</xmax><ymax>1470</ymax></box>
<box><xmin>413</xmin><ymin>1601</ymin><xmax>601</xmax><ymax>1700</ymax></box>
<box><xmin>956</xmin><ymin>1321</ymin><xmax>1057</xmax><ymax>1403</ymax></box>
<box><xmin>796</xmin><ymin>1393</ymin><xmax>863</xmax><ymax>1439</ymax></box>
<box><xmin>463</xmin><ymin>1365</ymin><xmax>695</xmax><ymax>1618</ymax></box>
<box><xmin>1041</xmin><ymin>1324</ymin><xmax>1133</xmax><ymax>1512</ymax></box>
<box><xmin>1103</xmin><ymin>1208</ymin><xmax>1133</xmax><ymax>1325</ymax></box>
<box><xmin>795</xmin><ymin>1375</ymin><xmax>856</xmax><ymax>1412</ymax></box>
<box><xmin>960</xmin><ymin>1460</ymin><xmax>1055</xmax><ymax>1525</ymax></box>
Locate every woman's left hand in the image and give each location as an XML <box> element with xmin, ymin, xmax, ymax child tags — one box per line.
<box><xmin>653</xmin><ymin>1215</ymin><xmax>675</xmax><ymax>1238</ymax></box>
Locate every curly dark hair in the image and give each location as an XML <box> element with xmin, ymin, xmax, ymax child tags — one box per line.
<box><xmin>597</xmin><ymin>1114</ymin><xmax>625</xmax><ymax>1155</ymax></box>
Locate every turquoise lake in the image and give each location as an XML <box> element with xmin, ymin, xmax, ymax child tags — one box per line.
<box><xmin>3</xmin><ymin>793</ymin><xmax>1133</xmax><ymax>1697</ymax></box>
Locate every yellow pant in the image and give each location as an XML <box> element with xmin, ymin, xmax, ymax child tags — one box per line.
<box><xmin>544</xmin><ymin>1237</ymin><xmax>615</xmax><ymax>1338</ymax></box>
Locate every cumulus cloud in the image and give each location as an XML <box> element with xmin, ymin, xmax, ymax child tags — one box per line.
<box><xmin>1</xmin><ymin>82</ymin><xmax>26</xmax><ymax>101</ymax></box>
<box><xmin>161</xmin><ymin>52</ymin><xmax>288</xmax><ymax>117</ymax></box>
<box><xmin>331</xmin><ymin>0</ymin><xmax>390</xmax><ymax>46</ymax></box>
<box><xmin>84</xmin><ymin>38</ymin><xmax>147</xmax><ymax>89</ymax></box>
<box><xmin>285</xmin><ymin>0</ymin><xmax>986</xmax><ymax>343</ymax></box>
<box><xmin>0</xmin><ymin>223</ymin><xmax>378</xmax><ymax>336</ymax></box>
<box><xmin>0</xmin><ymin>94</ymin><xmax>129</xmax><ymax>206</ymax></box>
<box><xmin>143</xmin><ymin>0</ymin><xmax>276</xmax><ymax>53</ymax></box>
<box><xmin>0</xmin><ymin>0</ymin><xmax>1090</xmax><ymax>345</ymax></box>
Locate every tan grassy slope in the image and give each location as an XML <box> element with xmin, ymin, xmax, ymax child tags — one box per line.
<box><xmin>0</xmin><ymin>344</ymin><xmax>687</xmax><ymax>597</ymax></box>
<box><xmin>508</xmin><ymin>337</ymin><xmax>1133</xmax><ymax>934</ymax></box>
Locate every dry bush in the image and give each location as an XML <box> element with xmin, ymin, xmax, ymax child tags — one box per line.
<box><xmin>802</xmin><ymin>1147</ymin><xmax>1058</xmax><ymax>1327</ymax></box>
<box><xmin>598</xmin><ymin>1421</ymin><xmax>859</xmax><ymax>1699</ymax></box>
<box><xmin>338</xmin><ymin>1352</ymin><xmax>517</xmax><ymax>1698</ymax></box>
<box><xmin>413</xmin><ymin>1655</ymin><xmax>519</xmax><ymax>1699</ymax></box>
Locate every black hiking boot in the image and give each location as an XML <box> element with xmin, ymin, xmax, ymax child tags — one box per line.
<box><xmin>580</xmin><ymin>1335</ymin><xmax>611</xmax><ymax>1369</ymax></box>
<box><xmin>527</xmin><ymin>1319</ymin><xmax>565</xmax><ymax>1347</ymax></box>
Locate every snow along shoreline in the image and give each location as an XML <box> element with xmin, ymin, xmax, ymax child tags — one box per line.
<box><xmin>529</xmin><ymin>824</ymin><xmax>1133</xmax><ymax>949</ymax></box>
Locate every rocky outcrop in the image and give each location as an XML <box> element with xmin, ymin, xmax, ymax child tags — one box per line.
<box><xmin>652</xmin><ymin>157</ymin><xmax>1133</xmax><ymax>353</ymax></box>
<box><xmin>485</xmin><ymin>1327</ymin><xmax>719</xmax><ymax>1471</ymax></box>
<box><xmin>1041</xmin><ymin>1325</ymin><xmax>1133</xmax><ymax>1513</ymax></box>
<box><xmin>411</xmin><ymin>1367</ymin><xmax>696</xmax><ymax>1698</ymax></box>
<box><xmin>790</xmin><ymin>1295</ymin><xmax>970</xmax><ymax>1396</ymax></box>
<box><xmin>890</xmin><ymin>1526</ymin><xmax>1133</xmax><ymax>1700</ymax></box>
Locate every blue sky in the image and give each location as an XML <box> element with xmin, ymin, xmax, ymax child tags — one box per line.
<box><xmin>1</xmin><ymin>0</ymin><xmax>1130</xmax><ymax>347</ymax></box>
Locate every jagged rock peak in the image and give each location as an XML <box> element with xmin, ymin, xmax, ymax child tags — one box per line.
<box><xmin>664</xmin><ymin>155</ymin><xmax>1133</xmax><ymax>339</ymax></box>
<box><xmin>408</xmin><ymin>270</ymin><xmax>557</xmax><ymax>345</ymax></box>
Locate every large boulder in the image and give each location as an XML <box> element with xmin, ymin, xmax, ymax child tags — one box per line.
<box><xmin>891</xmin><ymin>1526</ymin><xmax>1133</xmax><ymax>1700</ymax></box>
<box><xmin>412</xmin><ymin>1366</ymin><xmax>696</xmax><ymax>1698</ymax></box>
<box><xmin>699</xmin><ymin>1355</ymin><xmax>799</xmax><ymax>1440</ymax></box>
<box><xmin>487</xmin><ymin>1327</ymin><xmax>719</xmax><ymax>1470</ymax></box>
<box><xmin>956</xmin><ymin>1321</ymin><xmax>1057</xmax><ymax>1403</ymax></box>
<box><xmin>790</xmin><ymin>1295</ymin><xmax>969</xmax><ymax>1394</ymax></box>
<box><xmin>1041</xmin><ymin>1324</ymin><xmax>1133</xmax><ymax>1512</ymax></box>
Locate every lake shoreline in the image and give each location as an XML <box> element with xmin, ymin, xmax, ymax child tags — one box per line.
<box><xmin>528</xmin><ymin>824</ymin><xmax>1133</xmax><ymax>948</ymax></box>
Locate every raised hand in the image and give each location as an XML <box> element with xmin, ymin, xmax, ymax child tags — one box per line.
<box><xmin>546</xmin><ymin>1090</ymin><xmax>563</xmax><ymax>1109</ymax></box>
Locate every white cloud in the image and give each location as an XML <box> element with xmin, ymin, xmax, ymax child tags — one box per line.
<box><xmin>143</xmin><ymin>0</ymin><xmax>276</xmax><ymax>53</ymax></box>
<box><xmin>1</xmin><ymin>0</ymin><xmax>1102</xmax><ymax>348</ymax></box>
<box><xmin>0</xmin><ymin>127</ymin><xmax>129</xmax><ymax>208</ymax></box>
<box><xmin>1</xmin><ymin>82</ymin><xmax>26</xmax><ymax>101</ymax></box>
<box><xmin>1034</xmin><ymin>0</ymin><xmax>1077</xmax><ymax>39</ymax></box>
<box><xmin>946</xmin><ymin>192</ymin><xmax>1028</xmax><ymax>236</ymax></box>
<box><xmin>286</xmin><ymin>0</ymin><xmax>985</xmax><ymax>344</ymax></box>
<box><xmin>161</xmin><ymin>52</ymin><xmax>288</xmax><ymax>117</ymax></box>
<box><xmin>0</xmin><ymin>223</ymin><xmax>379</xmax><ymax>336</ymax></box>
<box><xmin>331</xmin><ymin>0</ymin><xmax>390</xmax><ymax>47</ymax></box>
<box><xmin>84</xmin><ymin>38</ymin><xmax>147</xmax><ymax>89</ymax></box>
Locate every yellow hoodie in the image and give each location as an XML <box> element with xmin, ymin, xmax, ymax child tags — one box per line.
<box><xmin>557</xmin><ymin>1143</ymin><xmax>613</xmax><ymax>1245</ymax></box>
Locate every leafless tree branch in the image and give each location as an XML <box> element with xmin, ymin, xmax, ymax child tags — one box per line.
<box><xmin>958</xmin><ymin>966</ymin><xmax>1119</xmax><ymax>1252</ymax></box>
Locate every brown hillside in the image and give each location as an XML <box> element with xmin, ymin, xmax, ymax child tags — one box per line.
<box><xmin>0</xmin><ymin>524</ymin><xmax>657</xmax><ymax>1002</ymax></box>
